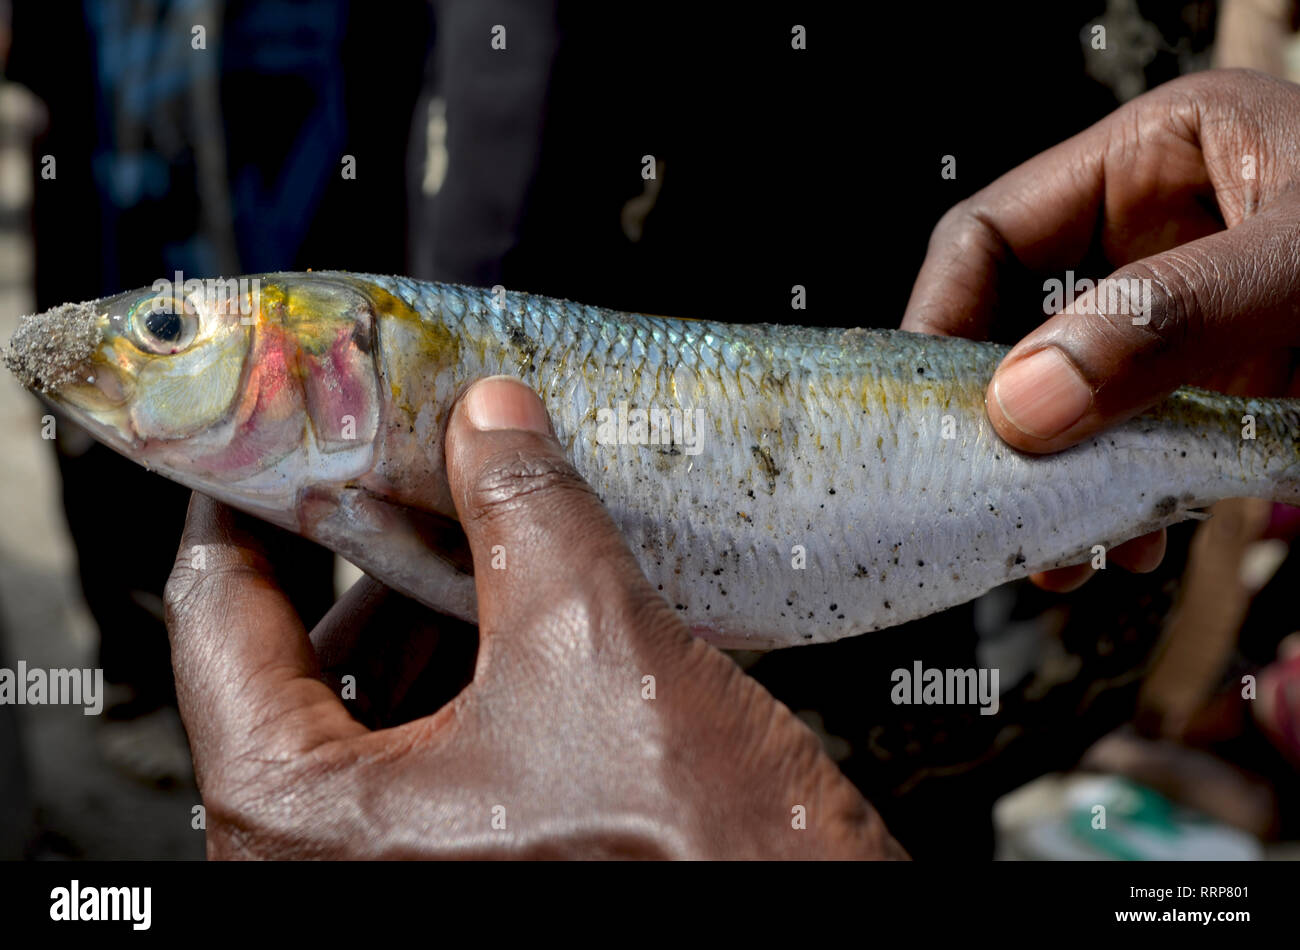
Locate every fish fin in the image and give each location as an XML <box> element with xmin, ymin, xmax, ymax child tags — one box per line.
<box><xmin>304</xmin><ymin>488</ymin><xmax>478</xmax><ymax>624</ymax></box>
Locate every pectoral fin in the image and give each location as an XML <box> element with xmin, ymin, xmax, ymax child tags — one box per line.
<box><xmin>302</xmin><ymin>487</ymin><xmax>478</xmax><ymax>624</ymax></box>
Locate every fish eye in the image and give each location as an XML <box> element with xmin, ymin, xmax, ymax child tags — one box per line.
<box><xmin>130</xmin><ymin>297</ymin><xmax>198</xmax><ymax>354</ymax></box>
<box><xmin>145</xmin><ymin>308</ymin><xmax>182</xmax><ymax>342</ymax></box>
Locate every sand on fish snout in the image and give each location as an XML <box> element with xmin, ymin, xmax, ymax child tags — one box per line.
<box><xmin>2</xmin><ymin>302</ymin><xmax>103</xmax><ymax>393</ymax></box>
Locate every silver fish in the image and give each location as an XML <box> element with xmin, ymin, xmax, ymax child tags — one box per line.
<box><xmin>6</xmin><ymin>272</ymin><xmax>1299</xmax><ymax>648</ymax></box>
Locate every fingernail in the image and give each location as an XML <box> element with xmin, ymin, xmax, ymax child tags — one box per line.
<box><xmin>462</xmin><ymin>376</ymin><xmax>550</xmax><ymax>433</ymax></box>
<box><xmin>992</xmin><ymin>347</ymin><xmax>1093</xmax><ymax>440</ymax></box>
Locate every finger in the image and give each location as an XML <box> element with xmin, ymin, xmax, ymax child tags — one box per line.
<box><xmin>1029</xmin><ymin>562</ymin><xmax>1093</xmax><ymax>593</ymax></box>
<box><xmin>902</xmin><ymin>72</ymin><xmax>1257</xmax><ymax>341</ymax></box>
<box><xmin>310</xmin><ymin>576</ymin><xmax>476</xmax><ymax>726</ymax></box>
<box><xmin>1107</xmin><ymin>530</ymin><xmax>1167</xmax><ymax>573</ymax></box>
<box><xmin>164</xmin><ymin>494</ymin><xmax>365</xmax><ymax>774</ymax></box>
<box><xmin>1030</xmin><ymin>529</ymin><xmax>1167</xmax><ymax>591</ymax></box>
<box><xmin>443</xmin><ymin>375</ymin><xmax>677</xmax><ymax>645</ymax></box>
<box><xmin>311</xmin><ymin>574</ymin><xmax>393</xmax><ymax>665</ymax></box>
<box><xmin>901</xmin><ymin>132</ymin><xmax>1105</xmax><ymax>339</ymax></box>
<box><xmin>985</xmin><ymin>199</ymin><xmax>1300</xmax><ymax>453</ymax></box>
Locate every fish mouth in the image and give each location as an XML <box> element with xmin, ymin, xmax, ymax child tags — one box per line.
<box><xmin>2</xmin><ymin>297</ymin><xmax>144</xmax><ymax>447</ymax></box>
<box><xmin>3</xmin><ymin>300</ymin><xmax>105</xmax><ymax>395</ymax></box>
<box><xmin>3</xmin><ymin>297</ymin><xmax>148</xmax><ymax>450</ymax></box>
<box><xmin>45</xmin><ymin>396</ymin><xmax>143</xmax><ymax>455</ymax></box>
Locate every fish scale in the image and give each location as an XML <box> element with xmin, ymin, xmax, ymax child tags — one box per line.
<box><xmin>366</xmin><ymin>275</ymin><xmax>1300</xmax><ymax>648</ymax></box>
<box><xmin>7</xmin><ymin>272</ymin><xmax>1300</xmax><ymax>649</ymax></box>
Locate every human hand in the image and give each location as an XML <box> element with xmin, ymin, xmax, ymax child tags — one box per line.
<box><xmin>903</xmin><ymin>69</ymin><xmax>1300</xmax><ymax>591</ymax></box>
<box><xmin>164</xmin><ymin>376</ymin><xmax>905</xmax><ymax>859</ymax></box>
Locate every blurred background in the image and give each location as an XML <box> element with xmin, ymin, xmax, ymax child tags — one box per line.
<box><xmin>1</xmin><ymin>0</ymin><xmax>1299</xmax><ymax>860</ymax></box>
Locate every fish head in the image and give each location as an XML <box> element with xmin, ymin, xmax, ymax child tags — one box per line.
<box><xmin>4</xmin><ymin>274</ymin><xmax>382</xmax><ymax>522</ymax></box>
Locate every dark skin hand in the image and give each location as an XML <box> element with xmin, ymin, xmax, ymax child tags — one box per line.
<box><xmin>164</xmin><ymin>376</ymin><xmax>906</xmax><ymax>859</ymax></box>
<box><xmin>903</xmin><ymin>68</ymin><xmax>1300</xmax><ymax>592</ymax></box>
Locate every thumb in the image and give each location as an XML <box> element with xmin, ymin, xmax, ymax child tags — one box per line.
<box><xmin>986</xmin><ymin>202</ymin><xmax>1300</xmax><ymax>453</ymax></box>
<box><xmin>443</xmin><ymin>376</ymin><xmax>674</xmax><ymax>642</ymax></box>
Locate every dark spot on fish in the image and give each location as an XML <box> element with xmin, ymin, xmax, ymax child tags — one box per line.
<box><xmin>1008</xmin><ymin>549</ymin><xmax>1026</xmax><ymax>567</ymax></box>
<box><xmin>506</xmin><ymin>324</ymin><xmax>530</xmax><ymax>350</ymax></box>
<box><xmin>883</xmin><ymin>601</ymin><xmax>892</xmax><ymax>609</ymax></box>
<box><xmin>854</xmin><ymin>564</ymin><xmax>870</xmax><ymax>578</ymax></box>
<box><xmin>762</xmin><ymin>369</ymin><xmax>791</xmax><ymax>391</ymax></box>
<box><xmin>916</xmin><ymin>366</ymin><xmax>925</xmax><ymax>374</ymax></box>
<box><xmin>1153</xmin><ymin>495</ymin><xmax>1178</xmax><ymax>519</ymax></box>
<box><xmin>751</xmin><ymin>445</ymin><xmax>780</xmax><ymax>495</ymax></box>
<box><xmin>917</xmin><ymin>560</ymin><xmax>924</xmax><ymax>567</ymax></box>
<box><xmin>506</xmin><ymin>324</ymin><xmax>538</xmax><ymax>371</ymax></box>
<box><xmin>829</xmin><ymin>603</ymin><xmax>837</xmax><ymax>611</ymax></box>
<box><xmin>827</xmin><ymin>487</ymin><xmax>836</xmax><ymax>495</ymax></box>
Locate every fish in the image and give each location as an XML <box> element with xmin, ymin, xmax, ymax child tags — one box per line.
<box><xmin>5</xmin><ymin>272</ymin><xmax>1300</xmax><ymax>649</ymax></box>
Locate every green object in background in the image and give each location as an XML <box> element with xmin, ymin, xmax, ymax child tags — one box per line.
<box><xmin>1067</xmin><ymin>778</ymin><xmax>1180</xmax><ymax>861</ymax></box>
<box><xmin>1061</xmin><ymin>776</ymin><xmax>1259</xmax><ymax>861</ymax></box>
